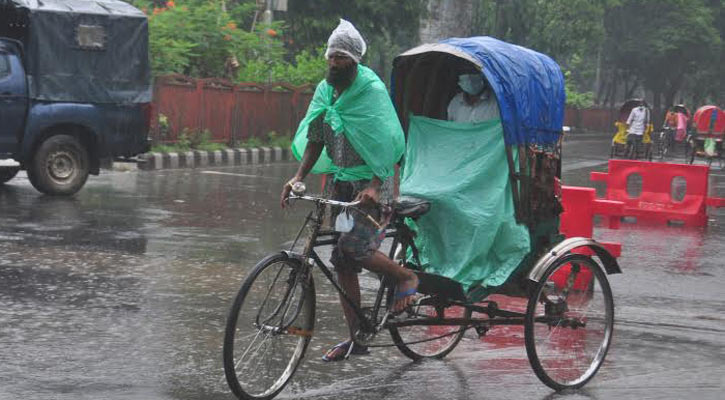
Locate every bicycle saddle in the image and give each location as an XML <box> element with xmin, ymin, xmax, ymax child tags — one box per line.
<box><xmin>394</xmin><ymin>196</ymin><xmax>431</xmax><ymax>218</ymax></box>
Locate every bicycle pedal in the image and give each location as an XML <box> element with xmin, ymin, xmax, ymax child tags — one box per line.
<box><xmin>474</xmin><ymin>326</ymin><xmax>489</xmax><ymax>338</ymax></box>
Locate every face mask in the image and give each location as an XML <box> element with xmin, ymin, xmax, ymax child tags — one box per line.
<box><xmin>458</xmin><ymin>74</ymin><xmax>485</xmax><ymax>95</ymax></box>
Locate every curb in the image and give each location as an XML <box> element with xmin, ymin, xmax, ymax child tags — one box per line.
<box><xmin>136</xmin><ymin>147</ymin><xmax>293</xmax><ymax>171</ymax></box>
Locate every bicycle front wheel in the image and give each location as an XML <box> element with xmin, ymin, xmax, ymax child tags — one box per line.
<box><xmin>223</xmin><ymin>253</ymin><xmax>315</xmax><ymax>400</ymax></box>
<box><xmin>524</xmin><ymin>254</ymin><xmax>614</xmax><ymax>391</ymax></box>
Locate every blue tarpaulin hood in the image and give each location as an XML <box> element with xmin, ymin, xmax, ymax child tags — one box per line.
<box><xmin>393</xmin><ymin>36</ymin><xmax>565</xmax><ymax>146</ymax></box>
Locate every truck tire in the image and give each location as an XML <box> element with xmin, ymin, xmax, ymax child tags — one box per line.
<box><xmin>28</xmin><ymin>135</ymin><xmax>90</xmax><ymax>195</ymax></box>
<box><xmin>0</xmin><ymin>167</ymin><xmax>19</xmax><ymax>184</ymax></box>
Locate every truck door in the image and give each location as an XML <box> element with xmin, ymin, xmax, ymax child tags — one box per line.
<box><xmin>0</xmin><ymin>41</ymin><xmax>28</xmax><ymax>156</ymax></box>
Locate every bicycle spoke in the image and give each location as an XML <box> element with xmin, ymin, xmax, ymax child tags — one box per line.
<box><xmin>224</xmin><ymin>255</ymin><xmax>314</xmax><ymax>399</ymax></box>
<box><xmin>234</xmin><ymin>328</ymin><xmax>265</xmax><ymax>373</ymax></box>
<box><xmin>526</xmin><ymin>255</ymin><xmax>613</xmax><ymax>390</ymax></box>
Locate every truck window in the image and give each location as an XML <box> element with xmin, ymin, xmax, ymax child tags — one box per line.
<box><xmin>77</xmin><ymin>24</ymin><xmax>106</xmax><ymax>50</ymax></box>
<box><xmin>0</xmin><ymin>54</ymin><xmax>10</xmax><ymax>79</ymax></box>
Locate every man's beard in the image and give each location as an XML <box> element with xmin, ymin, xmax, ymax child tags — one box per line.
<box><xmin>326</xmin><ymin>63</ymin><xmax>356</xmax><ymax>87</ymax></box>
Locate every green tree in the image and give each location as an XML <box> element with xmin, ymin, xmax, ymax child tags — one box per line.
<box><xmin>602</xmin><ymin>0</ymin><xmax>721</xmax><ymax>116</ymax></box>
<box><xmin>236</xmin><ymin>47</ymin><xmax>327</xmax><ymax>85</ymax></box>
<box><xmin>680</xmin><ymin>0</ymin><xmax>725</xmax><ymax>106</ymax></box>
<box><xmin>283</xmin><ymin>0</ymin><xmax>428</xmax><ymax>81</ymax></box>
<box><xmin>472</xmin><ymin>0</ymin><xmax>609</xmax><ymax>104</ymax></box>
<box><xmin>133</xmin><ymin>0</ymin><xmax>285</xmax><ymax>78</ymax></box>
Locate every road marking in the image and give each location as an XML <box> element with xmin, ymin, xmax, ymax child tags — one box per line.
<box><xmin>563</xmin><ymin>160</ymin><xmax>608</xmax><ymax>170</ymax></box>
<box><xmin>201</xmin><ymin>170</ymin><xmax>265</xmax><ymax>179</ymax></box>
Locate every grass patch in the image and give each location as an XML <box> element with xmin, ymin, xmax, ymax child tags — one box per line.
<box><xmin>195</xmin><ymin>142</ymin><xmax>227</xmax><ymax>152</ymax></box>
<box><xmin>236</xmin><ymin>131</ymin><xmax>292</xmax><ymax>149</ymax></box>
<box><xmin>150</xmin><ymin>130</ymin><xmax>293</xmax><ymax>153</ymax></box>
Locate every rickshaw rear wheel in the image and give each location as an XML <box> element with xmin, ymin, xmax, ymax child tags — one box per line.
<box><xmin>524</xmin><ymin>254</ymin><xmax>614</xmax><ymax>391</ymax></box>
<box><xmin>389</xmin><ymin>299</ymin><xmax>470</xmax><ymax>360</ymax></box>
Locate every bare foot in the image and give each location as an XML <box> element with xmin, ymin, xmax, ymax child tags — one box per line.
<box><xmin>393</xmin><ymin>274</ymin><xmax>419</xmax><ymax>312</ymax></box>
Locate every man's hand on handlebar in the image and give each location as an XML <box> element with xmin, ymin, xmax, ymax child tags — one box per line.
<box><xmin>355</xmin><ymin>186</ymin><xmax>379</xmax><ymax>206</ymax></box>
<box><xmin>355</xmin><ymin>176</ymin><xmax>383</xmax><ymax>206</ymax></box>
<box><xmin>280</xmin><ymin>178</ymin><xmax>298</xmax><ymax>209</ymax></box>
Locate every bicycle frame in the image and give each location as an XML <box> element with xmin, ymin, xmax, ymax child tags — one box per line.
<box><xmin>285</xmin><ymin>195</ymin><xmax>573</xmax><ymax>344</ymax></box>
<box><xmin>287</xmin><ymin>198</ymin><xmax>397</xmax><ymax>335</ymax></box>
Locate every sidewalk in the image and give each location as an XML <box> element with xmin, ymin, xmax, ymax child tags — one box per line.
<box><xmin>133</xmin><ymin>146</ymin><xmax>293</xmax><ymax>171</ymax></box>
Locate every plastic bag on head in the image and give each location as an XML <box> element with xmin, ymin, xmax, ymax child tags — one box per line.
<box><xmin>325</xmin><ymin>19</ymin><xmax>367</xmax><ymax>63</ymax></box>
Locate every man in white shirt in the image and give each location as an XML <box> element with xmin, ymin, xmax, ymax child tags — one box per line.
<box><xmin>625</xmin><ymin>101</ymin><xmax>650</xmax><ymax>158</ymax></box>
<box><xmin>447</xmin><ymin>73</ymin><xmax>500</xmax><ymax>123</ymax></box>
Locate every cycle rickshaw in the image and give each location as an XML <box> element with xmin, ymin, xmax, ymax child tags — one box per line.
<box><xmin>610</xmin><ymin>99</ymin><xmax>653</xmax><ymax>160</ymax></box>
<box><xmin>687</xmin><ymin>105</ymin><xmax>725</xmax><ymax>167</ymax></box>
<box><xmin>655</xmin><ymin>104</ymin><xmax>690</xmax><ymax>160</ymax></box>
<box><xmin>223</xmin><ymin>37</ymin><xmax>620</xmax><ymax>400</ymax></box>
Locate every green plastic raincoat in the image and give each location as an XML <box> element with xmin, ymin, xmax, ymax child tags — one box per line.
<box><xmin>291</xmin><ymin>65</ymin><xmax>405</xmax><ymax>181</ymax></box>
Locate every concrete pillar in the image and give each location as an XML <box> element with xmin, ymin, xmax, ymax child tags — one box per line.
<box><xmin>260</xmin><ymin>147</ymin><xmax>272</xmax><ymax>163</ymax></box>
<box><xmin>224</xmin><ymin>149</ymin><xmax>236</xmax><ymax>165</ymax></box>
<box><xmin>184</xmin><ymin>151</ymin><xmax>195</xmax><ymax>168</ymax></box>
<box><xmin>272</xmin><ymin>147</ymin><xmax>283</xmax><ymax>162</ymax></box>
<box><xmin>151</xmin><ymin>152</ymin><xmax>163</xmax><ymax>170</ymax></box>
<box><xmin>249</xmin><ymin>148</ymin><xmax>259</xmax><ymax>164</ymax></box>
<box><xmin>195</xmin><ymin>150</ymin><xmax>209</xmax><ymax>167</ymax></box>
<box><xmin>212</xmin><ymin>150</ymin><xmax>223</xmax><ymax>166</ymax></box>
<box><xmin>167</xmin><ymin>153</ymin><xmax>179</xmax><ymax>169</ymax></box>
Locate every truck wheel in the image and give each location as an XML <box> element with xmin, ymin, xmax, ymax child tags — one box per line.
<box><xmin>0</xmin><ymin>167</ymin><xmax>19</xmax><ymax>184</ymax></box>
<box><xmin>28</xmin><ymin>135</ymin><xmax>90</xmax><ymax>195</ymax></box>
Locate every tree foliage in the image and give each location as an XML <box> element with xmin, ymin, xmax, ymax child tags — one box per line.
<box><xmin>133</xmin><ymin>0</ymin><xmax>723</xmax><ymax>107</ymax></box>
<box><xmin>237</xmin><ymin>47</ymin><xmax>328</xmax><ymax>85</ymax></box>
<box><xmin>132</xmin><ymin>0</ymin><xmax>427</xmax><ymax>84</ymax></box>
<box><xmin>472</xmin><ymin>0</ymin><xmax>723</xmax><ymax>110</ymax></box>
<box><xmin>602</xmin><ymin>0</ymin><xmax>721</xmax><ymax>113</ymax></box>
<box><xmin>133</xmin><ymin>0</ymin><xmax>287</xmax><ymax>79</ymax></box>
<box><xmin>277</xmin><ymin>0</ymin><xmax>427</xmax><ymax>82</ymax></box>
<box><xmin>472</xmin><ymin>0</ymin><xmax>608</xmax><ymax>108</ymax></box>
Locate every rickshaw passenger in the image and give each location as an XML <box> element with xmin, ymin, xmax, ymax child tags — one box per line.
<box><xmin>626</xmin><ymin>101</ymin><xmax>650</xmax><ymax>154</ymax></box>
<box><xmin>675</xmin><ymin>110</ymin><xmax>689</xmax><ymax>142</ymax></box>
<box><xmin>281</xmin><ymin>19</ymin><xmax>418</xmax><ymax>362</ymax></box>
<box><xmin>659</xmin><ymin>109</ymin><xmax>678</xmax><ymax>150</ymax></box>
<box><xmin>447</xmin><ymin>73</ymin><xmax>500</xmax><ymax>122</ymax></box>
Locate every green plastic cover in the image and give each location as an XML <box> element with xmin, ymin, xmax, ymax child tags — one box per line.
<box><xmin>291</xmin><ymin>65</ymin><xmax>405</xmax><ymax>181</ymax></box>
<box><xmin>704</xmin><ymin>137</ymin><xmax>717</xmax><ymax>156</ymax></box>
<box><xmin>400</xmin><ymin>115</ymin><xmax>531</xmax><ymax>289</ymax></box>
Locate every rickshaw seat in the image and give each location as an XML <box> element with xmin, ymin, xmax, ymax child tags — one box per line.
<box><xmin>394</xmin><ymin>196</ymin><xmax>431</xmax><ymax>218</ymax></box>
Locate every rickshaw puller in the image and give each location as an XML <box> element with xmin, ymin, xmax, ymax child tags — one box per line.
<box><xmin>626</xmin><ymin>100</ymin><xmax>650</xmax><ymax>156</ymax></box>
<box><xmin>280</xmin><ymin>19</ymin><xmax>418</xmax><ymax>362</ymax></box>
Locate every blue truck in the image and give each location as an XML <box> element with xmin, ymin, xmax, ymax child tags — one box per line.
<box><xmin>0</xmin><ymin>0</ymin><xmax>151</xmax><ymax>195</ymax></box>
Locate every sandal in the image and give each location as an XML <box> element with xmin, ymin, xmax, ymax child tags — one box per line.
<box><xmin>392</xmin><ymin>286</ymin><xmax>419</xmax><ymax>313</ymax></box>
<box><xmin>394</xmin><ymin>287</ymin><xmax>417</xmax><ymax>301</ymax></box>
<box><xmin>322</xmin><ymin>339</ymin><xmax>369</xmax><ymax>362</ymax></box>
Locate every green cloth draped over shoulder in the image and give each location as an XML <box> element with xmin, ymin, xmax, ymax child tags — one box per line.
<box><xmin>291</xmin><ymin>65</ymin><xmax>405</xmax><ymax>181</ymax></box>
<box><xmin>400</xmin><ymin>115</ymin><xmax>531</xmax><ymax>290</ymax></box>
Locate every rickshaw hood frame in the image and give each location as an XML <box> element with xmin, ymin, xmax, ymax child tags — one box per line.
<box><xmin>392</xmin><ymin>36</ymin><xmax>566</xmax><ymax>147</ymax></box>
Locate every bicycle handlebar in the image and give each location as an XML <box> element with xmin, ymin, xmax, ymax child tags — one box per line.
<box><xmin>289</xmin><ymin>193</ymin><xmax>361</xmax><ymax>208</ymax></box>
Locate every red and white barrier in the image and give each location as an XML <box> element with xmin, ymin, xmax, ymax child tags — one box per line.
<box><xmin>590</xmin><ymin>160</ymin><xmax>725</xmax><ymax>227</ymax></box>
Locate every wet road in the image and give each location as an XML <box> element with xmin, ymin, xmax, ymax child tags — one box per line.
<box><xmin>0</xmin><ymin>133</ymin><xmax>723</xmax><ymax>400</ymax></box>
